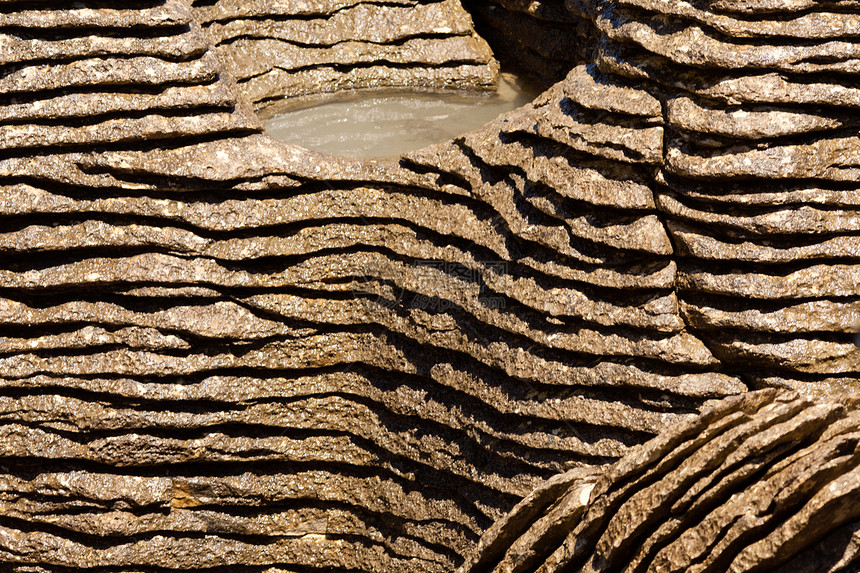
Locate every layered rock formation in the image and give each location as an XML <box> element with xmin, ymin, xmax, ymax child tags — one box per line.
<box><xmin>191</xmin><ymin>0</ymin><xmax>499</xmax><ymax>107</ymax></box>
<box><xmin>461</xmin><ymin>388</ymin><xmax>860</xmax><ymax>573</ymax></box>
<box><xmin>0</xmin><ymin>0</ymin><xmax>857</xmax><ymax>571</ymax></box>
<box><xmin>581</xmin><ymin>0</ymin><xmax>860</xmax><ymax>394</ymax></box>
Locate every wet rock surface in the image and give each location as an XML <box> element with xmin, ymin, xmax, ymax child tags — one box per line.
<box><xmin>0</xmin><ymin>0</ymin><xmax>857</xmax><ymax>571</ymax></box>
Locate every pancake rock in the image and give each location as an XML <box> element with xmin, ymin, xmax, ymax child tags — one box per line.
<box><xmin>191</xmin><ymin>0</ymin><xmax>500</xmax><ymax>107</ymax></box>
<box><xmin>0</xmin><ymin>0</ymin><xmax>857</xmax><ymax>571</ymax></box>
<box><xmin>583</xmin><ymin>0</ymin><xmax>860</xmax><ymax>392</ymax></box>
<box><xmin>461</xmin><ymin>389</ymin><xmax>860</xmax><ymax>573</ymax></box>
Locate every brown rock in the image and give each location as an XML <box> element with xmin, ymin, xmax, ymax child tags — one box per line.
<box><xmin>679</xmin><ymin>263</ymin><xmax>860</xmax><ymax>299</ymax></box>
<box><xmin>597</xmin><ymin>7</ymin><xmax>860</xmax><ymax>73</ymax></box>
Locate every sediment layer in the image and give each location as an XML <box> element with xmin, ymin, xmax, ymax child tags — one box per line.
<box><xmin>0</xmin><ymin>0</ymin><xmax>857</xmax><ymax>571</ymax></box>
<box><xmin>462</xmin><ymin>389</ymin><xmax>860</xmax><ymax>573</ymax></box>
<box><xmin>190</xmin><ymin>0</ymin><xmax>500</xmax><ymax>107</ymax></box>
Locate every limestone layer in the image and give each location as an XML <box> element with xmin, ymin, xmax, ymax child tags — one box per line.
<box><xmin>579</xmin><ymin>0</ymin><xmax>860</xmax><ymax>393</ymax></box>
<box><xmin>0</xmin><ymin>1</ymin><xmax>734</xmax><ymax>571</ymax></box>
<box><xmin>191</xmin><ymin>0</ymin><xmax>500</xmax><ymax>107</ymax></box>
<box><xmin>0</xmin><ymin>0</ymin><xmax>858</xmax><ymax>571</ymax></box>
<box><xmin>462</xmin><ymin>389</ymin><xmax>860</xmax><ymax>573</ymax></box>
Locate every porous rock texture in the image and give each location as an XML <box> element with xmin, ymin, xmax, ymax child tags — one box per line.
<box><xmin>577</xmin><ymin>0</ymin><xmax>860</xmax><ymax>395</ymax></box>
<box><xmin>191</xmin><ymin>0</ymin><xmax>500</xmax><ymax>107</ymax></box>
<box><xmin>461</xmin><ymin>389</ymin><xmax>860</xmax><ymax>573</ymax></box>
<box><xmin>0</xmin><ymin>0</ymin><xmax>857</xmax><ymax>571</ymax></box>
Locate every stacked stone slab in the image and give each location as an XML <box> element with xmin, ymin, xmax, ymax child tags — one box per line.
<box><xmin>461</xmin><ymin>389</ymin><xmax>860</xmax><ymax>572</ymax></box>
<box><xmin>190</xmin><ymin>0</ymin><xmax>500</xmax><ymax>107</ymax></box>
<box><xmin>0</xmin><ymin>2</ymin><xmax>495</xmax><ymax>570</ymax></box>
<box><xmin>461</xmin><ymin>0</ymin><xmax>598</xmax><ymax>86</ymax></box>
<box><xmin>398</xmin><ymin>60</ymin><xmax>744</xmax><ymax>462</ymax></box>
<box><xmin>0</xmin><ymin>1</ymin><xmax>743</xmax><ymax>571</ymax></box>
<box><xmin>0</xmin><ymin>0</ymin><xmax>857</xmax><ymax>571</ymax></box>
<box><xmin>582</xmin><ymin>0</ymin><xmax>860</xmax><ymax>394</ymax></box>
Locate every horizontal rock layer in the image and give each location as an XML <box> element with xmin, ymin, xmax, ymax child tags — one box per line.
<box><xmin>0</xmin><ymin>0</ymin><xmax>857</xmax><ymax>571</ymax></box>
<box><xmin>575</xmin><ymin>0</ymin><xmax>860</xmax><ymax>387</ymax></box>
<box><xmin>190</xmin><ymin>0</ymin><xmax>500</xmax><ymax>107</ymax></box>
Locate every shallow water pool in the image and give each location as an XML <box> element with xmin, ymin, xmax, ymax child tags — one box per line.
<box><xmin>261</xmin><ymin>73</ymin><xmax>541</xmax><ymax>159</ymax></box>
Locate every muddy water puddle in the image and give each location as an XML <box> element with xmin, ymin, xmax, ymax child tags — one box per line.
<box><xmin>261</xmin><ymin>73</ymin><xmax>541</xmax><ymax>158</ymax></box>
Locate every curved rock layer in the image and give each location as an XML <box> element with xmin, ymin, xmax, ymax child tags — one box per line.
<box><xmin>191</xmin><ymin>0</ymin><xmax>500</xmax><ymax>107</ymax></box>
<box><xmin>579</xmin><ymin>0</ymin><xmax>860</xmax><ymax>394</ymax></box>
<box><xmin>0</xmin><ymin>0</ymin><xmax>857</xmax><ymax>572</ymax></box>
<box><xmin>0</xmin><ymin>1</ymin><xmax>737</xmax><ymax>571</ymax></box>
<box><xmin>462</xmin><ymin>389</ymin><xmax>860</xmax><ymax>573</ymax></box>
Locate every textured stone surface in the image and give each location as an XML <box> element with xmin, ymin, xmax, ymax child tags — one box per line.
<box><xmin>192</xmin><ymin>0</ymin><xmax>499</xmax><ymax>106</ymax></box>
<box><xmin>462</xmin><ymin>391</ymin><xmax>860</xmax><ymax>573</ymax></box>
<box><xmin>0</xmin><ymin>0</ymin><xmax>858</xmax><ymax>571</ymax></box>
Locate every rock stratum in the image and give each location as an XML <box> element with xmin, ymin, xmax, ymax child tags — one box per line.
<box><xmin>0</xmin><ymin>0</ymin><xmax>857</xmax><ymax>571</ymax></box>
<box><xmin>190</xmin><ymin>0</ymin><xmax>499</xmax><ymax>107</ymax></box>
<box><xmin>462</xmin><ymin>389</ymin><xmax>860</xmax><ymax>573</ymax></box>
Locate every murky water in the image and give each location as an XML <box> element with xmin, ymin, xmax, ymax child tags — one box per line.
<box><xmin>262</xmin><ymin>73</ymin><xmax>541</xmax><ymax>158</ymax></box>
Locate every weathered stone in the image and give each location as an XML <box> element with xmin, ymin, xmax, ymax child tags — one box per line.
<box><xmin>704</xmin><ymin>334</ymin><xmax>859</xmax><ymax>374</ymax></box>
<box><xmin>557</xmin><ymin>64</ymin><xmax>662</xmax><ymax>117</ymax></box>
<box><xmin>709</xmin><ymin>0</ymin><xmax>860</xmax><ymax>15</ymax></box>
<box><xmin>243</xmin><ymin>62</ymin><xmax>500</xmax><ymax>104</ymax></box>
<box><xmin>667</xmin><ymin>95</ymin><xmax>860</xmax><ymax>139</ymax></box>
<box><xmin>220</xmin><ymin>36</ymin><xmax>494</xmax><ymax>80</ymax></box>
<box><xmin>597</xmin><ymin>7</ymin><xmax>860</xmax><ymax>73</ymax></box>
<box><xmin>0</xmin><ymin>75</ymin><xmax>241</xmax><ymax>122</ymax></box>
<box><xmin>664</xmin><ymin>180</ymin><xmax>860</xmax><ymax>209</ymax></box>
<box><xmin>667</xmin><ymin>220</ymin><xmax>860</xmax><ymax>263</ymax></box>
<box><xmin>0</xmin><ymin>51</ymin><xmax>222</xmax><ymax>94</ymax></box>
<box><xmin>658</xmin><ymin>192</ymin><xmax>860</xmax><ymax>235</ymax></box>
<box><xmin>194</xmin><ymin>0</ymin><xmax>498</xmax><ymax>104</ymax></box>
<box><xmin>464</xmin><ymin>392</ymin><xmax>860</xmax><ymax>573</ymax></box>
<box><xmin>458</xmin><ymin>466</ymin><xmax>601</xmax><ymax>573</ymax></box>
<box><xmin>679</xmin><ymin>263</ymin><xmax>860</xmax><ymax>299</ymax></box>
<box><xmin>681</xmin><ymin>298</ymin><xmax>860</xmax><ymax>335</ymax></box>
<box><xmin>0</xmin><ymin>3</ymin><xmax>191</xmax><ymax>29</ymax></box>
<box><xmin>1</xmin><ymin>1</ymin><xmax>859</xmax><ymax>571</ymax></box>
<box><xmin>618</xmin><ymin>0</ymin><xmax>860</xmax><ymax>39</ymax></box>
<box><xmin>204</xmin><ymin>0</ymin><xmax>476</xmax><ymax>45</ymax></box>
<box><xmin>502</xmin><ymin>90</ymin><xmax>665</xmax><ymax>164</ymax></box>
<box><xmin>0</xmin><ymin>26</ymin><xmax>208</xmax><ymax>65</ymax></box>
<box><xmin>752</xmin><ymin>375</ymin><xmax>860</xmax><ymax>399</ymax></box>
<box><xmin>192</xmin><ymin>0</ymin><xmax>419</xmax><ymax>22</ymax></box>
<box><xmin>666</xmin><ymin>134</ymin><xmax>860</xmax><ymax>181</ymax></box>
<box><xmin>460</xmin><ymin>119</ymin><xmax>658</xmax><ymax>209</ymax></box>
<box><xmin>0</xmin><ymin>109</ymin><xmax>259</xmax><ymax>150</ymax></box>
<box><xmin>597</xmin><ymin>37</ymin><xmax>860</xmax><ymax>107</ymax></box>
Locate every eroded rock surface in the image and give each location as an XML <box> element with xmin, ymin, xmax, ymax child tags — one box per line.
<box><xmin>0</xmin><ymin>0</ymin><xmax>857</xmax><ymax>571</ymax></box>
<box><xmin>191</xmin><ymin>0</ymin><xmax>500</xmax><ymax>107</ymax></box>
<box><xmin>461</xmin><ymin>389</ymin><xmax>860</xmax><ymax>573</ymax></box>
<box><xmin>582</xmin><ymin>0</ymin><xmax>860</xmax><ymax>392</ymax></box>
